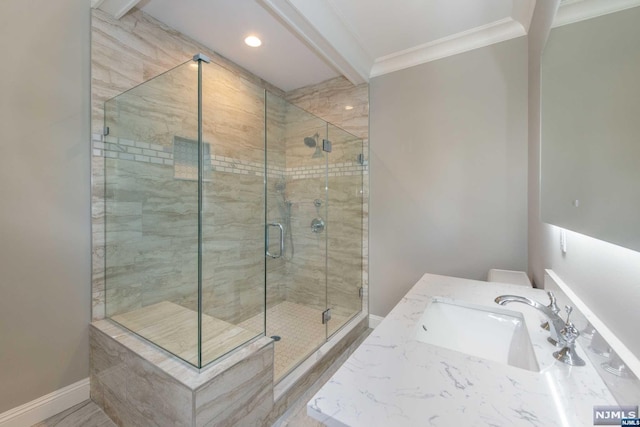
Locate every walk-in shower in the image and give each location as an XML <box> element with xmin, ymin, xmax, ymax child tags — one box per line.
<box><xmin>103</xmin><ymin>54</ymin><xmax>365</xmax><ymax>379</ymax></box>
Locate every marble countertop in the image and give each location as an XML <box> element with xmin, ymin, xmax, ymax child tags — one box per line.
<box><xmin>307</xmin><ymin>273</ymin><xmax>618</xmax><ymax>426</ymax></box>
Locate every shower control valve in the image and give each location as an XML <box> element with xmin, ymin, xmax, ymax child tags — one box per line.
<box><xmin>311</xmin><ymin>218</ymin><xmax>325</xmax><ymax>233</ymax></box>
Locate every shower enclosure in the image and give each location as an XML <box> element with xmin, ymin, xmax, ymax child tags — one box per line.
<box><xmin>103</xmin><ymin>54</ymin><xmax>364</xmax><ymax>378</ymax></box>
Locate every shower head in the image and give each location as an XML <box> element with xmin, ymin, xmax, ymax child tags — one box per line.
<box><xmin>304</xmin><ymin>133</ymin><xmax>318</xmax><ymax>148</ymax></box>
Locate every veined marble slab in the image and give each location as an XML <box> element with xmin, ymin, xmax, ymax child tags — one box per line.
<box><xmin>308</xmin><ymin>273</ymin><xmax>618</xmax><ymax>427</ymax></box>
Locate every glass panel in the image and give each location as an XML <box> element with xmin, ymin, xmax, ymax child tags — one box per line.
<box><xmin>326</xmin><ymin>124</ymin><xmax>364</xmax><ymax>336</ymax></box>
<box><xmin>265</xmin><ymin>93</ymin><xmax>288</xmax><ymax>314</ymax></box>
<box><xmin>104</xmin><ymin>60</ymin><xmax>201</xmax><ymax>366</ymax></box>
<box><xmin>266</xmin><ymin>92</ymin><xmax>328</xmax><ymax>382</ymax></box>
<box><xmin>199</xmin><ymin>61</ymin><xmax>266</xmax><ymax>368</ymax></box>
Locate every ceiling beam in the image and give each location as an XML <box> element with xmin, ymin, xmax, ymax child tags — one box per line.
<box><xmin>93</xmin><ymin>0</ymin><xmax>141</xmax><ymax>20</ymax></box>
<box><xmin>259</xmin><ymin>0</ymin><xmax>372</xmax><ymax>85</ymax></box>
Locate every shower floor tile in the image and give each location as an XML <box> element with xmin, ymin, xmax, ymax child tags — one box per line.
<box><xmin>111</xmin><ymin>301</ymin><xmax>259</xmax><ymax>366</ymax></box>
<box><xmin>239</xmin><ymin>301</ymin><xmax>349</xmax><ymax>381</ymax></box>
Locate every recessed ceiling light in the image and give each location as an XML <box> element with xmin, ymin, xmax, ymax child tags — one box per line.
<box><xmin>244</xmin><ymin>35</ymin><xmax>262</xmax><ymax>47</ymax></box>
<box><xmin>345</xmin><ymin>105</ymin><xmax>354</xmax><ymax>110</ymax></box>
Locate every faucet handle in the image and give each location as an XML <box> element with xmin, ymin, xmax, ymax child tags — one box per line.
<box><xmin>547</xmin><ymin>291</ymin><xmax>560</xmax><ymax>314</ymax></box>
<box><xmin>553</xmin><ymin>305</ymin><xmax>586</xmax><ymax>366</ymax></box>
<box><xmin>561</xmin><ymin>306</ymin><xmax>579</xmax><ymax>342</ymax></box>
<box><xmin>564</xmin><ymin>305</ymin><xmax>573</xmax><ymax>324</ymax></box>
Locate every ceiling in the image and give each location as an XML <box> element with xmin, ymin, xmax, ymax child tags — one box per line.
<box><xmin>326</xmin><ymin>0</ymin><xmax>517</xmax><ymax>60</ymax></box>
<box><xmin>137</xmin><ymin>0</ymin><xmax>339</xmax><ymax>91</ymax></box>
<box><xmin>95</xmin><ymin>0</ymin><xmax>640</xmax><ymax>91</ymax></box>
<box><xmin>96</xmin><ymin>0</ymin><xmax>541</xmax><ymax>91</ymax></box>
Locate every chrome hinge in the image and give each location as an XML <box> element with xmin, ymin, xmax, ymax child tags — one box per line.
<box><xmin>358</xmin><ymin>287</ymin><xmax>364</xmax><ymax>299</ymax></box>
<box><xmin>322</xmin><ymin>309</ymin><xmax>331</xmax><ymax>324</ymax></box>
<box><xmin>322</xmin><ymin>139</ymin><xmax>332</xmax><ymax>152</ymax></box>
<box><xmin>103</xmin><ymin>126</ymin><xmax>110</xmax><ymax>136</ymax></box>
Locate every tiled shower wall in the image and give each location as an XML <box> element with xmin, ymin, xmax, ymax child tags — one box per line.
<box><xmin>285</xmin><ymin>79</ymin><xmax>370</xmax><ymax>318</ymax></box>
<box><xmin>91</xmin><ymin>8</ymin><xmax>369</xmax><ymax>324</ymax></box>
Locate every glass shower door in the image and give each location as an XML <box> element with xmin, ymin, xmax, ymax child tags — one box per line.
<box><xmin>326</xmin><ymin>125</ymin><xmax>364</xmax><ymax>336</ymax></box>
<box><xmin>265</xmin><ymin>94</ymin><xmax>328</xmax><ymax>381</ymax></box>
<box><xmin>264</xmin><ymin>93</ymin><xmax>364</xmax><ymax>381</ymax></box>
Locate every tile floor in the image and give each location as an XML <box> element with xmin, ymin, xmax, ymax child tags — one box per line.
<box><xmin>34</xmin><ymin>400</ymin><xmax>115</xmax><ymax>427</ymax></box>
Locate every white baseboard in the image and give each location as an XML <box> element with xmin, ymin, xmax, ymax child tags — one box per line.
<box><xmin>0</xmin><ymin>378</ymin><xmax>89</xmax><ymax>427</ymax></box>
<box><xmin>368</xmin><ymin>314</ymin><xmax>384</xmax><ymax>329</ymax></box>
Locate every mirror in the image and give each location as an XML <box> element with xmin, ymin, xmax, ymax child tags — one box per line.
<box><xmin>541</xmin><ymin>3</ymin><xmax>640</xmax><ymax>251</ymax></box>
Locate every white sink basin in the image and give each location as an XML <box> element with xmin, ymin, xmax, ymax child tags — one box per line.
<box><xmin>415</xmin><ymin>297</ymin><xmax>539</xmax><ymax>372</ymax></box>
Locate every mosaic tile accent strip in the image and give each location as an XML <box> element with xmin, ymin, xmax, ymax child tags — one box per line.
<box><xmin>94</xmin><ymin>134</ymin><xmax>283</xmax><ymax>178</ymax></box>
<box><xmin>93</xmin><ymin>134</ymin><xmax>367</xmax><ymax>180</ymax></box>
<box><xmin>288</xmin><ymin>162</ymin><xmax>367</xmax><ymax>179</ymax></box>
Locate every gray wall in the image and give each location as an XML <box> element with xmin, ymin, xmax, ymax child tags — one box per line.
<box><xmin>527</xmin><ymin>0</ymin><xmax>559</xmax><ymax>303</ymax></box>
<box><xmin>0</xmin><ymin>0</ymin><xmax>91</xmax><ymax>412</ymax></box>
<box><xmin>529</xmin><ymin>2</ymin><xmax>640</xmax><ymax>358</ymax></box>
<box><xmin>369</xmin><ymin>37</ymin><xmax>529</xmax><ymax>317</ymax></box>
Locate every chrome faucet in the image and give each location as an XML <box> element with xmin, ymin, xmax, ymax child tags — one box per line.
<box><xmin>540</xmin><ymin>291</ymin><xmax>560</xmax><ymax>332</ymax></box>
<box><xmin>552</xmin><ymin>306</ymin><xmax>585</xmax><ymax>366</ymax></box>
<box><xmin>494</xmin><ymin>292</ymin><xmax>566</xmax><ymax>346</ymax></box>
<box><xmin>495</xmin><ymin>294</ymin><xmax>586</xmax><ymax>366</ymax></box>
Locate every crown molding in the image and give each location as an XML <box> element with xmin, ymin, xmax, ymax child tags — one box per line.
<box><xmin>259</xmin><ymin>0</ymin><xmax>372</xmax><ymax>85</ymax></box>
<box><xmin>370</xmin><ymin>18</ymin><xmax>526</xmax><ymax>78</ymax></box>
<box><xmin>553</xmin><ymin>0</ymin><xmax>640</xmax><ymax>27</ymax></box>
<box><xmin>262</xmin><ymin>1</ymin><xmax>535</xmax><ymax>82</ymax></box>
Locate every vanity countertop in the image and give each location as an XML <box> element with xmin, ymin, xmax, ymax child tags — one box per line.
<box><xmin>307</xmin><ymin>273</ymin><xmax>617</xmax><ymax>426</ymax></box>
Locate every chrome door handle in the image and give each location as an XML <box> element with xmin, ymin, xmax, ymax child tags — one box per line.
<box><xmin>266</xmin><ymin>222</ymin><xmax>284</xmax><ymax>258</ymax></box>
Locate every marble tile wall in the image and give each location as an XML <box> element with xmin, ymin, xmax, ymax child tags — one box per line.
<box><xmin>285</xmin><ymin>77</ymin><xmax>369</xmax><ymax>141</ymax></box>
<box><xmin>90</xmin><ymin>324</ymin><xmax>194</xmax><ymax>426</ymax></box>
<box><xmin>90</xmin><ymin>321</ymin><xmax>274</xmax><ymax>426</ymax></box>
